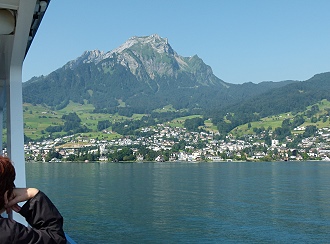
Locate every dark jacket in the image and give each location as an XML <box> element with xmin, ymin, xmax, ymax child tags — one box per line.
<box><xmin>0</xmin><ymin>191</ymin><xmax>66</xmax><ymax>244</ymax></box>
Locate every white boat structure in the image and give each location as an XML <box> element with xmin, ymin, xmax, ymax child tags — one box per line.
<box><xmin>322</xmin><ymin>156</ymin><xmax>330</xmax><ymax>161</ymax></box>
<box><xmin>0</xmin><ymin>1</ymin><xmax>75</xmax><ymax>242</ymax></box>
<box><xmin>49</xmin><ymin>157</ymin><xmax>62</xmax><ymax>163</ymax></box>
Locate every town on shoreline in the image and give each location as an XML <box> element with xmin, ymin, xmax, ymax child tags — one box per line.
<box><xmin>23</xmin><ymin>123</ymin><xmax>330</xmax><ymax>163</ymax></box>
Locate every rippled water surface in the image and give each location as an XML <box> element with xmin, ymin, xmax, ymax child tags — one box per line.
<box><xmin>27</xmin><ymin>161</ymin><xmax>330</xmax><ymax>243</ymax></box>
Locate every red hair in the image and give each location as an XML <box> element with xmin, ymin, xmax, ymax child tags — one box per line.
<box><xmin>0</xmin><ymin>156</ymin><xmax>15</xmax><ymax>209</ymax></box>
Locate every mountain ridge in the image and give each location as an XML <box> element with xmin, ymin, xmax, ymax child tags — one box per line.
<box><xmin>23</xmin><ymin>34</ymin><xmax>319</xmax><ymax>119</ymax></box>
<box><xmin>63</xmin><ymin>34</ymin><xmax>227</xmax><ymax>88</ymax></box>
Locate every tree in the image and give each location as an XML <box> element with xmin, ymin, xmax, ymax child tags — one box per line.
<box><xmin>303</xmin><ymin>125</ymin><xmax>317</xmax><ymax>137</ymax></box>
<box><xmin>264</xmin><ymin>135</ymin><xmax>271</xmax><ymax>147</ymax></box>
<box><xmin>171</xmin><ymin>139</ymin><xmax>188</xmax><ymax>152</ymax></box>
<box><xmin>62</xmin><ymin>112</ymin><xmax>82</xmax><ymax>132</ymax></box>
<box><xmin>97</xmin><ymin>120</ymin><xmax>111</xmax><ymax>131</ymax></box>
<box><xmin>184</xmin><ymin>117</ymin><xmax>204</xmax><ymax>131</ymax></box>
<box><xmin>311</xmin><ymin>117</ymin><xmax>317</xmax><ymax>123</ymax></box>
<box><xmin>274</xmin><ymin>126</ymin><xmax>291</xmax><ymax>141</ymax></box>
<box><xmin>45</xmin><ymin>150</ymin><xmax>61</xmax><ymax>162</ymax></box>
<box><xmin>282</xmin><ymin>119</ymin><xmax>291</xmax><ymax>128</ymax></box>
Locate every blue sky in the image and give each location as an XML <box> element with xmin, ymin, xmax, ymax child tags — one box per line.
<box><xmin>23</xmin><ymin>0</ymin><xmax>330</xmax><ymax>84</ymax></box>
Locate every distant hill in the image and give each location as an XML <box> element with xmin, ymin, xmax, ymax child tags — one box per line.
<box><xmin>22</xmin><ymin>33</ymin><xmax>330</xmax><ymax>137</ymax></box>
<box><xmin>22</xmin><ymin>34</ymin><xmax>296</xmax><ymax>115</ymax></box>
<box><xmin>227</xmin><ymin>72</ymin><xmax>330</xmax><ymax>116</ymax></box>
<box><xmin>210</xmin><ymin>72</ymin><xmax>330</xmax><ymax>134</ymax></box>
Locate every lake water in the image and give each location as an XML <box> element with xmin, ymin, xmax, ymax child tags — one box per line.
<box><xmin>26</xmin><ymin>161</ymin><xmax>330</xmax><ymax>243</ymax></box>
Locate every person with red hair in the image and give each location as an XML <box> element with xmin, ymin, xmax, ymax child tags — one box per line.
<box><xmin>0</xmin><ymin>156</ymin><xmax>66</xmax><ymax>243</ymax></box>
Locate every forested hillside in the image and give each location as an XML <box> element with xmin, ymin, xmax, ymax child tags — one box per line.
<box><xmin>22</xmin><ymin>34</ymin><xmax>296</xmax><ymax>116</ymax></box>
<box><xmin>22</xmin><ymin>35</ymin><xmax>330</xmax><ymax>138</ymax></box>
<box><xmin>209</xmin><ymin>72</ymin><xmax>330</xmax><ymax>134</ymax></box>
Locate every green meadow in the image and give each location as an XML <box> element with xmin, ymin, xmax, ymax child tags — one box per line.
<box><xmin>21</xmin><ymin>99</ymin><xmax>330</xmax><ymax>141</ymax></box>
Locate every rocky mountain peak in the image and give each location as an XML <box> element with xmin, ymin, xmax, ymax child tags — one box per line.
<box><xmin>62</xmin><ymin>34</ymin><xmax>225</xmax><ymax>86</ymax></box>
<box><xmin>66</xmin><ymin>34</ymin><xmax>175</xmax><ymax>73</ymax></box>
<box><xmin>110</xmin><ymin>34</ymin><xmax>173</xmax><ymax>55</ymax></box>
<box><xmin>65</xmin><ymin>49</ymin><xmax>104</xmax><ymax>69</ymax></box>
<box><xmin>95</xmin><ymin>34</ymin><xmax>178</xmax><ymax>79</ymax></box>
